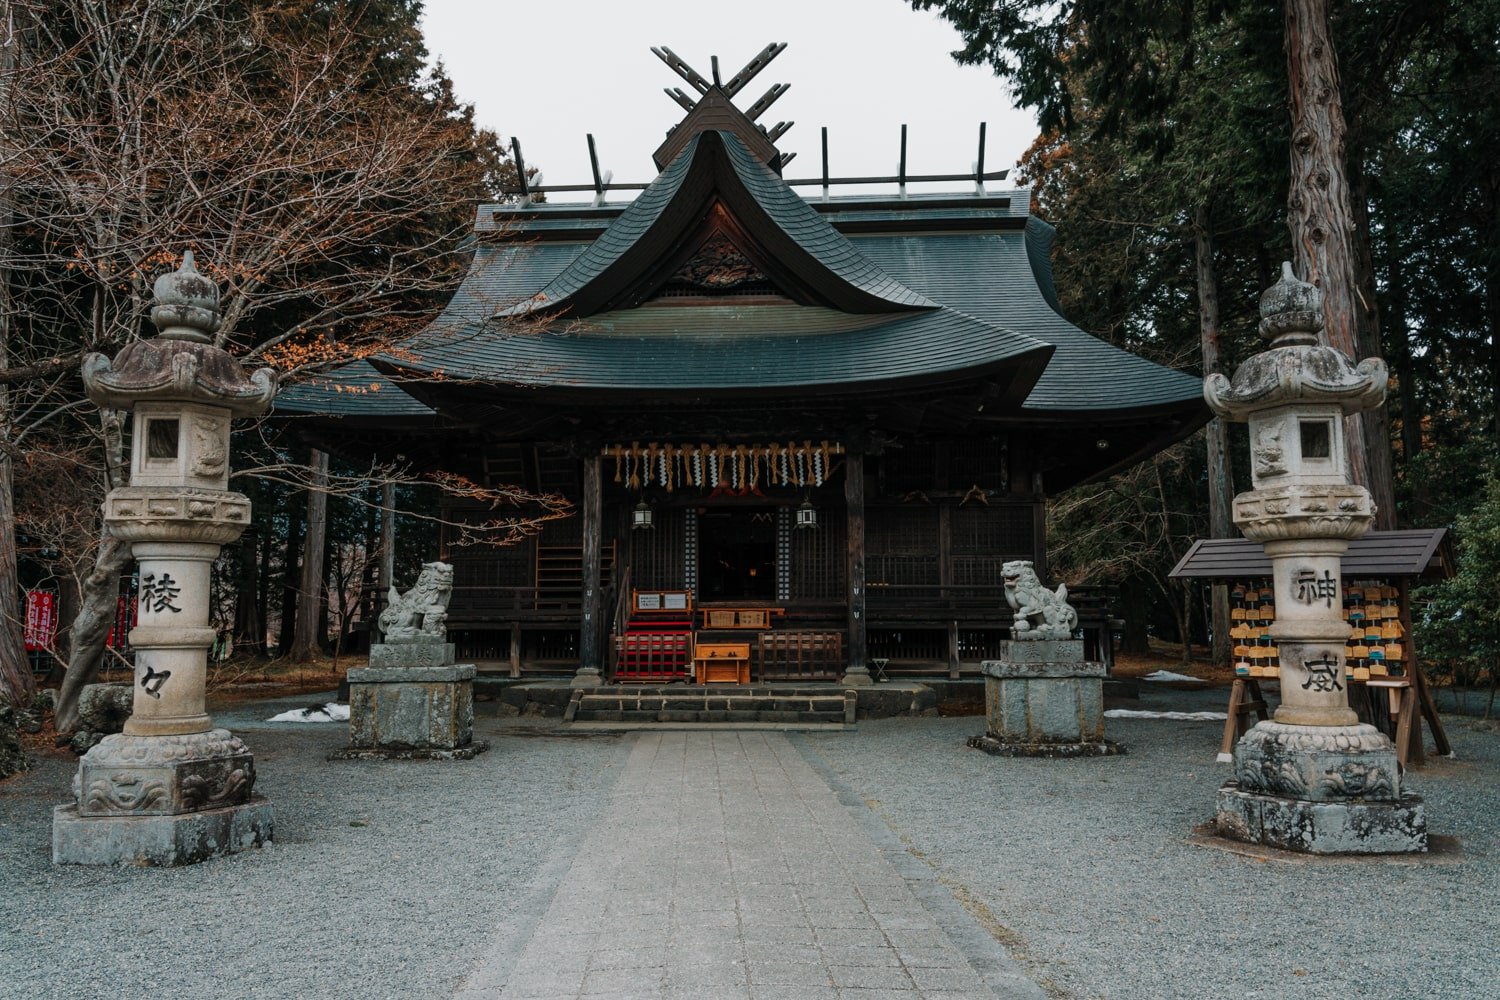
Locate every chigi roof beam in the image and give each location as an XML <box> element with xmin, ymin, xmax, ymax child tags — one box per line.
<box><xmin>664</xmin><ymin>86</ymin><xmax>697</xmax><ymax>113</ymax></box>
<box><xmin>744</xmin><ymin>82</ymin><xmax>789</xmax><ymax>122</ymax></box>
<box><xmin>723</xmin><ymin>42</ymin><xmax>787</xmax><ymax>97</ymax></box>
<box><xmin>650</xmin><ymin>46</ymin><xmax>711</xmax><ymax>95</ymax></box>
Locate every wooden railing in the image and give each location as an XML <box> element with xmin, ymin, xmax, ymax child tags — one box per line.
<box><xmin>757</xmin><ymin>631</ymin><xmax>842</xmax><ymax>681</ymax></box>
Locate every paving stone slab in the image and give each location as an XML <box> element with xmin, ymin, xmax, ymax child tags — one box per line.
<box><xmin>457</xmin><ymin>730</ymin><xmax>1044</xmax><ymax>999</ymax></box>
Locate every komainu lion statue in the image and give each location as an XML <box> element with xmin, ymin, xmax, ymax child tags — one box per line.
<box><xmin>1002</xmin><ymin>560</ymin><xmax>1079</xmax><ymax>640</ymax></box>
<box><xmin>378</xmin><ymin>561</ymin><xmax>454</xmax><ymax>642</ymax></box>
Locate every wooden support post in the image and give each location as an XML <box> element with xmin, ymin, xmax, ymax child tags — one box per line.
<box><xmin>842</xmin><ymin>452</ymin><xmax>871</xmax><ymax>685</ymax></box>
<box><xmin>1400</xmin><ymin>578</ymin><xmax>1452</xmax><ymax>758</ymax></box>
<box><xmin>574</xmin><ymin>453</ymin><xmax>604</xmax><ymax>687</ymax></box>
<box><xmin>1218</xmin><ymin>677</ymin><xmax>1270</xmax><ymax>762</ymax></box>
<box><xmin>947</xmin><ymin>621</ymin><xmax>960</xmax><ymax>680</ymax></box>
<box><xmin>376</xmin><ymin>481</ymin><xmax>395</xmax><ymax>643</ymax></box>
<box><xmin>510</xmin><ymin>620</ymin><xmax>522</xmax><ymax>679</ymax></box>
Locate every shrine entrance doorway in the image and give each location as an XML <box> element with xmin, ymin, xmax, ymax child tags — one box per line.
<box><xmin>697</xmin><ymin>507</ymin><xmax>776</xmax><ymax>602</ymax></box>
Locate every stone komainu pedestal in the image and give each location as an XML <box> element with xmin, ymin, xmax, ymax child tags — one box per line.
<box><xmin>970</xmin><ymin>640</ymin><xmax>1122</xmax><ymax>758</ymax></box>
<box><xmin>54</xmin><ymin>252</ymin><xmax>277</xmax><ymax>866</ymax></box>
<box><xmin>335</xmin><ymin>645</ymin><xmax>485</xmax><ymax>760</ymax></box>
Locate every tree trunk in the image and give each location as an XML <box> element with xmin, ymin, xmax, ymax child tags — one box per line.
<box><xmin>54</xmin><ymin>406</ymin><xmax>132</xmax><ymax>732</ymax></box>
<box><xmin>1347</xmin><ymin>151</ymin><xmax>1397</xmax><ymax>528</ymax></box>
<box><xmin>0</xmin><ymin>11</ymin><xmax>31</xmax><ymax>707</ymax></box>
<box><xmin>53</xmin><ymin>535</ymin><xmax>131</xmax><ymax>733</ymax></box>
<box><xmin>257</xmin><ymin>524</ymin><xmax>272</xmax><ymax>654</ymax></box>
<box><xmin>0</xmin><ymin>452</ymin><xmax>31</xmax><ymax>706</ymax></box>
<box><xmin>1194</xmin><ymin>206</ymin><xmax>1235</xmax><ymax>668</ymax></box>
<box><xmin>232</xmin><ymin>529</ymin><xmax>263</xmax><ymax>655</ymax></box>
<box><xmin>276</xmin><ymin>494</ymin><xmax>303</xmax><ymax>655</ymax></box>
<box><xmin>1385</xmin><ymin>256</ymin><xmax>1427</xmax><ymax>519</ymax></box>
<box><xmin>290</xmin><ymin>449</ymin><xmax>328</xmax><ymax>661</ymax></box>
<box><xmin>377</xmin><ymin>481</ymin><xmax>395</xmax><ymax>642</ymax></box>
<box><xmin>1284</xmin><ymin>0</ymin><xmax>1372</xmax><ymax>488</ymax></box>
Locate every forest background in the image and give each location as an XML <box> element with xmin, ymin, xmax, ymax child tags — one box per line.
<box><xmin>1</xmin><ymin>0</ymin><xmax>1496</xmax><ymax>717</ymax></box>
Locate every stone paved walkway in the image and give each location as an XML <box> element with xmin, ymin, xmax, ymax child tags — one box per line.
<box><xmin>458</xmin><ymin>731</ymin><xmax>1041</xmax><ymax>1000</ymax></box>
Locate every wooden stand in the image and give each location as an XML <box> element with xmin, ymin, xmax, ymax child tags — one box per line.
<box><xmin>1218</xmin><ymin>678</ymin><xmax>1270</xmax><ymax>762</ymax></box>
<box><xmin>694</xmin><ymin>642</ymin><xmax>751</xmax><ymax>684</ymax></box>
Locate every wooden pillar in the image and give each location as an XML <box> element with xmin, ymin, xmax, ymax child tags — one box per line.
<box><xmin>842</xmin><ymin>451</ymin><xmax>871</xmax><ymax>685</ymax></box>
<box><xmin>376</xmin><ymin>481</ymin><xmax>395</xmax><ymax>643</ymax></box>
<box><xmin>574</xmin><ymin>452</ymin><xmax>604</xmax><ymax>686</ymax></box>
<box><xmin>1031</xmin><ymin>470</ymin><xmax>1048</xmax><ymax>584</ymax></box>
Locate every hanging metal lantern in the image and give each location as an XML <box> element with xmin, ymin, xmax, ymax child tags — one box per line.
<box><xmin>632</xmin><ymin>501</ymin><xmax>655</xmax><ymax>530</ymax></box>
<box><xmin>795</xmin><ymin>499</ymin><xmax>818</xmax><ymax>530</ymax></box>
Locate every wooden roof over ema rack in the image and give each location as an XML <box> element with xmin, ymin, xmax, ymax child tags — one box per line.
<box><xmin>275</xmin><ymin>43</ymin><xmax>1210</xmax><ymax>493</ymax></box>
<box><xmin>1170</xmin><ymin>529</ymin><xmax>1453</xmax><ymax>580</ymax></box>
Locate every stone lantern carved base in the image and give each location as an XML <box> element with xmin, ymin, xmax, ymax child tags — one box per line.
<box><xmin>53</xmin><ymin>729</ymin><xmax>272</xmax><ymax>866</ymax></box>
<box><xmin>334</xmin><ymin>651</ymin><xmax>486</xmax><ymax>760</ymax></box>
<box><xmin>972</xmin><ymin>641</ymin><xmax>1124</xmax><ymax>758</ymax></box>
<box><xmin>1215</xmin><ymin>721</ymin><xmax>1426</xmax><ymax>854</ymax></box>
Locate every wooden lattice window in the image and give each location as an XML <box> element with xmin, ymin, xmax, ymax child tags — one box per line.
<box><xmin>951</xmin><ymin>505</ymin><xmax>1037</xmax><ymax>587</ymax></box>
<box><xmin>878</xmin><ymin>446</ymin><xmax>935</xmax><ymax>495</ymax></box>
<box><xmin>790</xmin><ymin>505</ymin><xmax>845</xmax><ymax>601</ymax></box>
<box><xmin>631</xmin><ymin>507</ymin><xmax>686</xmax><ymax>590</ymax></box>
<box><xmin>949</xmin><ymin>437</ymin><xmax>1008</xmax><ymax>492</ymax></box>
<box><xmin>866</xmin><ymin>507</ymin><xmax>940</xmax><ymax>586</ymax></box>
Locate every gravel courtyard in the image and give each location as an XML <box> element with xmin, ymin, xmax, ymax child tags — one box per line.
<box><xmin>1</xmin><ymin>686</ymin><xmax>1495</xmax><ymax>1000</ymax></box>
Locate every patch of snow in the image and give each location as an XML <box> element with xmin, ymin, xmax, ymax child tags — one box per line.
<box><xmin>1141</xmin><ymin>670</ymin><xmax>1204</xmax><ymax>683</ymax></box>
<box><xmin>267</xmin><ymin>702</ymin><xmax>349</xmax><ymax>723</ymax></box>
<box><xmin>1105</xmin><ymin>709</ymin><xmax>1228</xmax><ymax>721</ymax></box>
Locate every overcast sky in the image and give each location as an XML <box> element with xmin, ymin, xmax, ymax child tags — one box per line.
<box><xmin>419</xmin><ymin>0</ymin><xmax>1038</xmax><ymax>202</ymax></box>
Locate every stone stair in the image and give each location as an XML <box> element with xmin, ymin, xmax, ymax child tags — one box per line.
<box><xmin>565</xmin><ymin>685</ymin><xmax>856</xmax><ymax>727</ymax></box>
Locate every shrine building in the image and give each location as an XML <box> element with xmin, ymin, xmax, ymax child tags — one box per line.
<box><xmin>278</xmin><ymin>45</ymin><xmax>1209</xmax><ymax>685</ymax></box>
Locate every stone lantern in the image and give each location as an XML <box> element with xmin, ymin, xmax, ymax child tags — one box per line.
<box><xmin>53</xmin><ymin>252</ymin><xmax>277</xmax><ymax>866</ymax></box>
<box><xmin>1204</xmin><ymin>262</ymin><xmax>1425</xmax><ymax>853</ymax></box>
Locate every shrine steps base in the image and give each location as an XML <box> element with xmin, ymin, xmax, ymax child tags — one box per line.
<box><xmin>564</xmin><ymin>685</ymin><xmax>857</xmax><ymax>727</ymax></box>
<box><xmin>477</xmin><ymin>678</ymin><xmax>942</xmax><ymax>721</ymax></box>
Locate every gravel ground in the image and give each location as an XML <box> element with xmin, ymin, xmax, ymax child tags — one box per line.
<box><xmin>799</xmin><ymin>686</ymin><xmax>1500</xmax><ymax>1000</ymax></box>
<box><xmin>3</xmin><ymin>686</ymin><xmax>1494</xmax><ymax>1000</ymax></box>
<box><xmin>0</xmin><ymin>694</ymin><xmax>627</xmax><ymax>1000</ymax></box>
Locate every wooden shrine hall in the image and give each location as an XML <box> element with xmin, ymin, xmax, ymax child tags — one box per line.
<box><xmin>277</xmin><ymin>44</ymin><xmax>1209</xmax><ymax>684</ymax></box>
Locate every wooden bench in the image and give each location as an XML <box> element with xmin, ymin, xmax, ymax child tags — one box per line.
<box><xmin>694</xmin><ymin>642</ymin><xmax>751</xmax><ymax>684</ymax></box>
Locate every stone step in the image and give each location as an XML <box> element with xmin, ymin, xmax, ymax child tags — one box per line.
<box><xmin>565</xmin><ymin>688</ymin><xmax>857</xmax><ymax>727</ymax></box>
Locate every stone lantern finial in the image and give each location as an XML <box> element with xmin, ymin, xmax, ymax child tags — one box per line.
<box><xmin>149</xmin><ymin>250</ymin><xmax>222</xmax><ymax>343</ymax></box>
<box><xmin>1257</xmin><ymin>261</ymin><xmax>1322</xmax><ymax>346</ymax></box>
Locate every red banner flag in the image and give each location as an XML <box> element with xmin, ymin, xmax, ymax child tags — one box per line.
<box><xmin>24</xmin><ymin>590</ymin><xmax>58</xmax><ymax>651</ymax></box>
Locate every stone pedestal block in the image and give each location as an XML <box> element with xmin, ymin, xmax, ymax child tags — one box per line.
<box><xmin>337</xmin><ymin>664</ymin><xmax>486</xmax><ymax>760</ymax></box>
<box><xmin>53</xmin><ymin>796</ymin><xmax>273</xmax><ymax>866</ymax></box>
<box><xmin>1216</xmin><ymin>782</ymin><xmax>1427</xmax><ymax>854</ymax></box>
<box><xmin>977</xmin><ymin>653</ymin><xmax>1120</xmax><ymax>756</ymax></box>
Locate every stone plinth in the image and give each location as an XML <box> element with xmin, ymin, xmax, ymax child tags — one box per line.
<box><xmin>337</xmin><ymin>663</ymin><xmax>486</xmax><ymax>760</ymax></box>
<box><xmin>975</xmin><ymin>642</ymin><xmax>1121</xmax><ymax>757</ymax></box>
<box><xmin>54</xmin><ymin>797</ymin><xmax>273</xmax><ymax>867</ymax></box>
<box><xmin>1216</xmin><ymin>783</ymin><xmax>1427</xmax><ymax>854</ymax></box>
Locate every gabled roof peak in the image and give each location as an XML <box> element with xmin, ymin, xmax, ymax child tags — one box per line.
<box><xmin>651</xmin><ymin>44</ymin><xmax>793</xmax><ymax>172</ymax></box>
<box><xmin>503</xmin><ymin>130</ymin><xmax>936</xmax><ymax>319</ymax></box>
